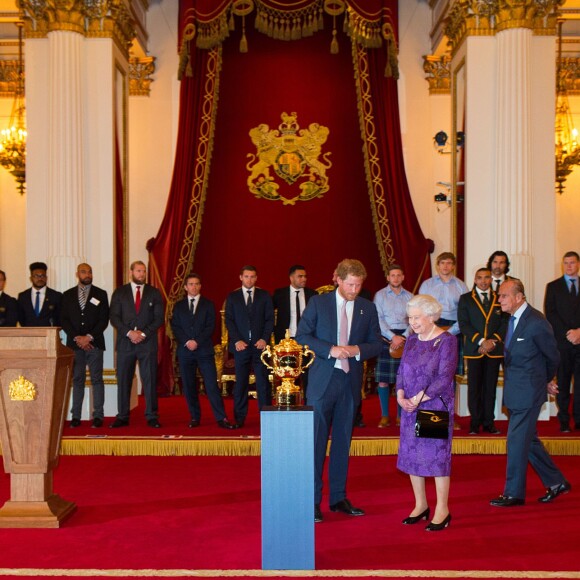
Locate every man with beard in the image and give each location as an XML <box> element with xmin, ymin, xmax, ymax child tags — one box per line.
<box><xmin>109</xmin><ymin>261</ymin><xmax>164</xmax><ymax>428</ymax></box>
<box><xmin>61</xmin><ymin>263</ymin><xmax>110</xmax><ymax>428</ymax></box>
<box><xmin>487</xmin><ymin>251</ymin><xmax>512</xmax><ymax>294</ymax></box>
<box><xmin>17</xmin><ymin>262</ymin><xmax>62</xmax><ymax>327</ymax></box>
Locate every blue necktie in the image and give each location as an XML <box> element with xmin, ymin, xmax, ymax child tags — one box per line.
<box><xmin>34</xmin><ymin>291</ymin><xmax>41</xmax><ymax>317</ymax></box>
<box><xmin>505</xmin><ymin>315</ymin><xmax>516</xmax><ymax>349</ymax></box>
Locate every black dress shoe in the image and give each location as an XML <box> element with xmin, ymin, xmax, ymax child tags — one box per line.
<box><xmin>109</xmin><ymin>418</ymin><xmax>129</xmax><ymax>428</ymax></box>
<box><xmin>538</xmin><ymin>481</ymin><xmax>571</xmax><ymax>503</ymax></box>
<box><xmin>70</xmin><ymin>418</ymin><xmax>81</xmax><ymax>428</ymax></box>
<box><xmin>217</xmin><ymin>419</ymin><xmax>237</xmax><ymax>429</ymax></box>
<box><xmin>560</xmin><ymin>424</ymin><xmax>571</xmax><ymax>433</ymax></box>
<box><xmin>468</xmin><ymin>429</ymin><xmax>479</xmax><ymax>435</ymax></box>
<box><xmin>235</xmin><ymin>419</ymin><xmax>245</xmax><ymax>428</ymax></box>
<box><xmin>147</xmin><ymin>419</ymin><xmax>161</xmax><ymax>428</ymax></box>
<box><xmin>188</xmin><ymin>419</ymin><xmax>200</xmax><ymax>428</ymax></box>
<box><xmin>490</xmin><ymin>495</ymin><xmax>525</xmax><ymax>507</ymax></box>
<box><xmin>329</xmin><ymin>498</ymin><xmax>365</xmax><ymax>516</ymax></box>
<box><xmin>314</xmin><ymin>504</ymin><xmax>323</xmax><ymax>523</ymax></box>
<box><xmin>402</xmin><ymin>507</ymin><xmax>430</xmax><ymax>525</ymax></box>
<box><xmin>484</xmin><ymin>426</ymin><xmax>501</xmax><ymax>434</ymax></box>
<box><xmin>425</xmin><ymin>513</ymin><xmax>451</xmax><ymax>531</ymax></box>
<box><xmin>91</xmin><ymin>418</ymin><xmax>103</xmax><ymax>428</ymax></box>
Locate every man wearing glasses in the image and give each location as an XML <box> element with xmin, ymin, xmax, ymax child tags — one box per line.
<box><xmin>17</xmin><ymin>261</ymin><xmax>62</xmax><ymax>327</ymax></box>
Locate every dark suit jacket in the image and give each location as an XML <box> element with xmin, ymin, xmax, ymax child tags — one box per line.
<box><xmin>272</xmin><ymin>286</ymin><xmax>316</xmax><ymax>342</ymax></box>
<box><xmin>171</xmin><ymin>295</ymin><xmax>216</xmax><ymax>357</ymax></box>
<box><xmin>0</xmin><ymin>292</ymin><xmax>18</xmax><ymax>326</ymax></box>
<box><xmin>60</xmin><ymin>285</ymin><xmax>110</xmax><ymax>350</ymax></box>
<box><xmin>109</xmin><ymin>283</ymin><xmax>164</xmax><ymax>352</ymax></box>
<box><xmin>225</xmin><ymin>287</ymin><xmax>274</xmax><ymax>351</ymax></box>
<box><xmin>17</xmin><ymin>287</ymin><xmax>62</xmax><ymax>327</ymax></box>
<box><xmin>458</xmin><ymin>289</ymin><xmax>507</xmax><ymax>359</ymax></box>
<box><xmin>296</xmin><ymin>291</ymin><xmax>382</xmax><ymax>405</ymax></box>
<box><xmin>544</xmin><ymin>276</ymin><xmax>580</xmax><ymax>349</ymax></box>
<box><xmin>503</xmin><ymin>304</ymin><xmax>560</xmax><ymax>410</ymax></box>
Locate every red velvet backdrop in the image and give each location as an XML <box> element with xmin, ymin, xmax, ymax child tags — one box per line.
<box><xmin>193</xmin><ymin>28</ymin><xmax>384</xmax><ymax>302</ymax></box>
<box><xmin>147</xmin><ymin>1</ymin><xmax>433</xmax><ymax>393</ymax></box>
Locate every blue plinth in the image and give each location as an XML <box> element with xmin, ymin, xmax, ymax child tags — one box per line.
<box><xmin>261</xmin><ymin>406</ymin><xmax>314</xmax><ymax>570</ymax></box>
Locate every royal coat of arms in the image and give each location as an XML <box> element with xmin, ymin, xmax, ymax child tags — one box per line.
<box><xmin>246</xmin><ymin>112</ymin><xmax>332</xmax><ymax>205</ymax></box>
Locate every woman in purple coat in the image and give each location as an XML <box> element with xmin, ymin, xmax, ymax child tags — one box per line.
<box><xmin>396</xmin><ymin>294</ymin><xmax>458</xmax><ymax>531</ymax></box>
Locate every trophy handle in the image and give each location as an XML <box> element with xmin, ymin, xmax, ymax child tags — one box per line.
<box><xmin>301</xmin><ymin>345</ymin><xmax>315</xmax><ymax>371</ymax></box>
<box><xmin>260</xmin><ymin>345</ymin><xmax>274</xmax><ymax>371</ymax></box>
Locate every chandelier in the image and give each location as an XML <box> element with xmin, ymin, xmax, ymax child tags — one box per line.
<box><xmin>0</xmin><ymin>22</ymin><xmax>26</xmax><ymax>195</ymax></box>
<box><xmin>555</xmin><ymin>19</ymin><xmax>580</xmax><ymax>195</ymax></box>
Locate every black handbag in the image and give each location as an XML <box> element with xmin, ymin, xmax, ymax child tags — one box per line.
<box><xmin>414</xmin><ymin>394</ymin><xmax>450</xmax><ymax>440</ymax></box>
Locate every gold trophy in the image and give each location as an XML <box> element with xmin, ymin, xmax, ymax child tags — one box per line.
<box><xmin>261</xmin><ymin>330</ymin><xmax>315</xmax><ymax>407</ymax></box>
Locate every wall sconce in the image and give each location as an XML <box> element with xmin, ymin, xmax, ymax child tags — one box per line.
<box><xmin>433</xmin><ymin>131</ymin><xmax>465</xmax><ymax>154</ymax></box>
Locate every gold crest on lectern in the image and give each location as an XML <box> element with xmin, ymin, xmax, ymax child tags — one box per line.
<box><xmin>8</xmin><ymin>375</ymin><xmax>37</xmax><ymax>401</ymax></box>
<box><xmin>260</xmin><ymin>330</ymin><xmax>315</xmax><ymax>407</ymax></box>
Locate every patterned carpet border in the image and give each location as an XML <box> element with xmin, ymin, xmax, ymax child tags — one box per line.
<box><xmin>1</xmin><ymin>568</ymin><xmax>580</xmax><ymax>578</ymax></box>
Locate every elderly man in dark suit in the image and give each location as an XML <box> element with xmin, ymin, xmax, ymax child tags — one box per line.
<box><xmin>544</xmin><ymin>251</ymin><xmax>580</xmax><ymax>432</ymax></box>
<box><xmin>225</xmin><ymin>265</ymin><xmax>274</xmax><ymax>427</ymax></box>
<box><xmin>273</xmin><ymin>265</ymin><xmax>317</xmax><ymax>343</ymax></box>
<box><xmin>490</xmin><ymin>279</ymin><xmax>570</xmax><ymax>507</ymax></box>
<box><xmin>109</xmin><ymin>260</ymin><xmax>164</xmax><ymax>428</ymax></box>
<box><xmin>296</xmin><ymin>259</ymin><xmax>381</xmax><ymax>523</ymax></box>
<box><xmin>458</xmin><ymin>267</ymin><xmax>508</xmax><ymax>435</ymax></box>
<box><xmin>171</xmin><ymin>273</ymin><xmax>237</xmax><ymax>430</ymax></box>
<box><xmin>17</xmin><ymin>262</ymin><xmax>62</xmax><ymax>327</ymax></box>
<box><xmin>61</xmin><ymin>263</ymin><xmax>110</xmax><ymax>428</ymax></box>
<box><xmin>0</xmin><ymin>270</ymin><xmax>18</xmax><ymax>327</ymax></box>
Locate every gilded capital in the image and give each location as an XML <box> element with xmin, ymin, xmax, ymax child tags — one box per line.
<box><xmin>423</xmin><ymin>54</ymin><xmax>451</xmax><ymax>94</ymax></box>
<box><xmin>18</xmin><ymin>0</ymin><xmax>136</xmax><ymax>55</ymax></box>
<box><xmin>559</xmin><ymin>56</ymin><xmax>580</xmax><ymax>95</ymax></box>
<box><xmin>129</xmin><ymin>56</ymin><xmax>155</xmax><ymax>96</ymax></box>
<box><xmin>444</xmin><ymin>0</ymin><xmax>497</xmax><ymax>56</ymax></box>
<box><xmin>495</xmin><ymin>0</ymin><xmax>563</xmax><ymax>34</ymax></box>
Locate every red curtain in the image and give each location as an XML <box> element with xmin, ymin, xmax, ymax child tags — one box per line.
<box><xmin>148</xmin><ymin>0</ymin><xmax>432</xmax><ymax>393</ymax></box>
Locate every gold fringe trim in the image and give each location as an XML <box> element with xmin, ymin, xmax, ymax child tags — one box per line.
<box><xmin>3</xmin><ymin>569</ymin><xmax>580</xmax><ymax>578</ymax></box>
<box><xmin>43</xmin><ymin>436</ymin><xmax>580</xmax><ymax>457</ymax></box>
<box><xmin>255</xmin><ymin>1</ymin><xmax>324</xmax><ymax>41</ymax></box>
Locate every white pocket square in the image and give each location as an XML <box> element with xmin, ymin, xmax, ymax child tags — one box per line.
<box><xmin>516</xmin><ymin>337</ymin><xmax>525</xmax><ymax>341</ymax></box>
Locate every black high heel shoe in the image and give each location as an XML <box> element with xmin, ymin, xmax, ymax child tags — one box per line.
<box><xmin>402</xmin><ymin>507</ymin><xmax>430</xmax><ymax>525</ymax></box>
<box><xmin>425</xmin><ymin>513</ymin><xmax>451</xmax><ymax>531</ymax></box>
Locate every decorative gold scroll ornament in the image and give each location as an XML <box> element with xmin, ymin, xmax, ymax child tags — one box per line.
<box><xmin>8</xmin><ymin>375</ymin><xmax>37</xmax><ymax>401</ymax></box>
<box><xmin>247</xmin><ymin>112</ymin><xmax>332</xmax><ymax>205</ymax></box>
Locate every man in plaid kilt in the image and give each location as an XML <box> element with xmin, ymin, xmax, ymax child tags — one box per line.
<box><xmin>373</xmin><ymin>265</ymin><xmax>413</xmax><ymax>427</ymax></box>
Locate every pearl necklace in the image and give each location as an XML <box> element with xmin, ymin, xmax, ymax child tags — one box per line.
<box><xmin>418</xmin><ymin>324</ymin><xmax>437</xmax><ymax>342</ymax></box>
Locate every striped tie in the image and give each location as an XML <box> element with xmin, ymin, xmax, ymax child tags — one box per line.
<box><xmin>79</xmin><ymin>287</ymin><xmax>87</xmax><ymax>310</ymax></box>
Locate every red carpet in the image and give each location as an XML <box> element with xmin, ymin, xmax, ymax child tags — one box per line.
<box><xmin>0</xmin><ymin>454</ymin><xmax>579</xmax><ymax>578</ymax></box>
<box><xmin>61</xmin><ymin>392</ymin><xmax>575</xmax><ymax>440</ymax></box>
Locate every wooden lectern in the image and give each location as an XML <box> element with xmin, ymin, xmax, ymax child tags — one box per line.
<box><xmin>0</xmin><ymin>328</ymin><xmax>76</xmax><ymax>527</ymax></box>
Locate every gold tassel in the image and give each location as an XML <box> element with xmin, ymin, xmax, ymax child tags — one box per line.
<box><xmin>240</xmin><ymin>14</ymin><xmax>248</xmax><ymax>53</ymax></box>
<box><xmin>229</xmin><ymin>11</ymin><xmax>234</xmax><ymax>31</ymax></box>
<box><xmin>331</xmin><ymin>29</ymin><xmax>339</xmax><ymax>54</ymax></box>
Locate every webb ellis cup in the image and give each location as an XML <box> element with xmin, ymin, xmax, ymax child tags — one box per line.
<box><xmin>260</xmin><ymin>330</ymin><xmax>315</xmax><ymax>407</ymax></box>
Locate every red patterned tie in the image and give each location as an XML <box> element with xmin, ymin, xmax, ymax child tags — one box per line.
<box><xmin>135</xmin><ymin>286</ymin><xmax>141</xmax><ymax>314</ymax></box>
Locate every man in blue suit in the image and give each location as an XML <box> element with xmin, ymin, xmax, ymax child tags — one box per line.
<box><xmin>490</xmin><ymin>279</ymin><xmax>570</xmax><ymax>507</ymax></box>
<box><xmin>17</xmin><ymin>262</ymin><xmax>62</xmax><ymax>327</ymax></box>
<box><xmin>171</xmin><ymin>273</ymin><xmax>237</xmax><ymax>429</ymax></box>
<box><xmin>225</xmin><ymin>265</ymin><xmax>274</xmax><ymax>427</ymax></box>
<box><xmin>296</xmin><ymin>259</ymin><xmax>381</xmax><ymax>522</ymax></box>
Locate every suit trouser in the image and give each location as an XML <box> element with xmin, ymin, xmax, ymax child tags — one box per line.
<box><xmin>556</xmin><ymin>344</ymin><xmax>580</xmax><ymax>427</ymax></box>
<box><xmin>504</xmin><ymin>404</ymin><xmax>565</xmax><ymax>498</ymax></box>
<box><xmin>467</xmin><ymin>357</ymin><xmax>501</xmax><ymax>429</ymax></box>
<box><xmin>232</xmin><ymin>346</ymin><xmax>271</xmax><ymax>421</ymax></box>
<box><xmin>116</xmin><ymin>343</ymin><xmax>158</xmax><ymax>421</ymax></box>
<box><xmin>311</xmin><ymin>368</ymin><xmax>355</xmax><ymax>505</ymax></box>
<box><xmin>70</xmin><ymin>348</ymin><xmax>105</xmax><ymax>420</ymax></box>
<box><xmin>178</xmin><ymin>349</ymin><xmax>226</xmax><ymax>422</ymax></box>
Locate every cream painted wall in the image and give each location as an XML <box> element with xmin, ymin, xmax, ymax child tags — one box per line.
<box><xmin>127</xmin><ymin>0</ymin><xmax>179</xmax><ymax>269</ymax></box>
<box><xmin>398</xmin><ymin>0</ymin><xmax>452</xmax><ymax>275</ymax></box>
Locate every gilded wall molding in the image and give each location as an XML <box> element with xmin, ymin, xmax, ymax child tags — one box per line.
<box><xmin>560</xmin><ymin>56</ymin><xmax>580</xmax><ymax>95</ymax></box>
<box><xmin>423</xmin><ymin>54</ymin><xmax>451</xmax><ymax>94</ymax></box>
<box><xmin>0</xmin><ymin>60</ymin><xmax>21</xmax><ymax>98</ymax></box>
<box><xmin>129</xmin><ymin>56</ymin><xmax>155</xmax><ymax>96</ymax></box>
<box><xmin>444</xmin><ymin>0</ymin><xmax>561</xmax><ymax>55</ymax></box>
<box><xmin>17</xmin><ymin>0</ymin><xmax>136</xmax><ymax>56</ymax></box>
